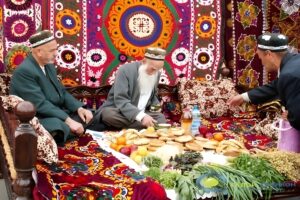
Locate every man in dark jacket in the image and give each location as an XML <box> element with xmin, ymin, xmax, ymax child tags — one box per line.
<box><xmin>228</xmin><ymin>32</ymin><xmax>300</xmax><ymax>132</ymax></box>
<box><xmin>10</xmin><ymin>30</ymin><xmax>102</xmax><ymax>143</ymax></box>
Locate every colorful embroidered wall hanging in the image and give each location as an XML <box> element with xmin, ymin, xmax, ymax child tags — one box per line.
<box><xmin>0</xmin><ymin>0</ymin><xmax>43</xmax><ymax>72</ymax></box>
<box><xmin>269</xmin><ymin>0</ymin><xmax>300</xmax><ymax>52</ymax></box>
<box><xmin>225</xmin><ymin>0</ymin><xmax>300</xmax><ymax>88</ymax></box>
<box><xmin>224</xmin><ymin>0</ymin><xmax>266</xmax><ymax>89</ymax></box>
<box><xmin>46</xmin><ymin>0</ymin><xmax>224</xmax><ymax>86</ymax></box>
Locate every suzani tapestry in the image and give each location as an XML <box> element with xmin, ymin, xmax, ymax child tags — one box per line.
<box><xmin>45</xmin><ymin>0</ymin><xmax>224</xmax><ymax>86</ymax></box>
<box><xmin>224</xmin><ymin>0</ymin><xmax>300</xmax><ymax>88</ymax></box>
<box><xmin>269</xmin><ymin>0</ymin><xmax>300</xmax><ymax>52</ymax></box>
<box><xmin>224</xmin><ymin>0</ymin><xmax>264</xmax><ymax>90</ymax></box>
<box><xmin>0</xmin><ymin>0</ymin><xmax>43</xmax><ymax>73</ymax></box>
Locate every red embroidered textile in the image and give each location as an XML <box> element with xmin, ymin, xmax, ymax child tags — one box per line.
<box><xmin>35</xmin><ymin>134</ymin><xmax>167</xmax><ymax>200</ymax></box>
<box><xmin>201</xmin><ymin>116</ymin><xmax>275</xmax><ymax>150</ymax></box>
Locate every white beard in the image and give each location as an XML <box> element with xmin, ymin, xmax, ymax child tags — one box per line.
<box><xmin>138</xmin><ymin>64</ymin><xmax>158</xmax><ymax>95</ymax></box>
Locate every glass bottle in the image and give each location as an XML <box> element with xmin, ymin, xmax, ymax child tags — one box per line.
<box><xmin>181</xmin><ymin>107</ymin><xmax>192</xmax><ymax>135</ymax></box>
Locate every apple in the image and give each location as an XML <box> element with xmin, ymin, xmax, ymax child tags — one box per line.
<box><xmin>199</xmin><ymin>125</ymin><xmax>208</xmax><ymax>135</ymax></box>
<box><xmin>130</xmin><ymin>144</ymin><xmax>138</xmax><ymax>152</ymax></box>
<box><xmin>119</xmin><ymin>146</ymin><xmax>132</xmax><ymax>156</ymax></box>
<box><xmin>204</xmin><ymin>132</ymin><xmax>214</xmax><ymax>139</ymax></box>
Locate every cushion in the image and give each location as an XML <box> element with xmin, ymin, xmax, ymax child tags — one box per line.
<box><xmin>178</xmin><ymin>78</ymin><xmax>241</xmax><ymax>118</ymax></box>
<box><xmin>255</xmin><ymin>115</ymin><xmax>279</xmax><ymax>140</ymax></box>
<box><xmin>0</xmin><ymin>73</ymin><xmax>12</xmax><ymax>96</ymax></box>
<box><xmin>1</xmin><ymin>95</ymin><xmax>58</xmax><ymax>164</ymax></box>
<box><xmin>160</xmin><ymin>94</ymin><xmax>182</xmax><ymax>124</ymax></box>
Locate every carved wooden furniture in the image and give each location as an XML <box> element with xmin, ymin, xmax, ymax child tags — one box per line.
<box><xmin>0</xmin><ymin>101</ymin><xmax>37</xmax><ymax>199</ymax></box>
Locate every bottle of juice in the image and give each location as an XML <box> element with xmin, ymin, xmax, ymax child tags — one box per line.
<box><xmin>181</xmin><ymin>107</ymin><xmax>192</xmax><ymax>134</ymax></box>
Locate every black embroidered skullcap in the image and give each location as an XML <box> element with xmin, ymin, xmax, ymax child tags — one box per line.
<box><xmin>29</xmin><ymin>30</ymin><xmax>55</xmax><ymax>48</ymax></box>
<box><xmin>144</xmin><ymin>47</ymin><xmax>166</xmax><ymax>60</ymax></box>
<box><xmin>257</xmin><ymin>33</ymin><xmax>289</xmax><ymax>52</ymax></box>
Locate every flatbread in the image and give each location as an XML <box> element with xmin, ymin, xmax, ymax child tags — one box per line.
<box><xmin>158</xmin><ymin>136</ymin><xmax>169</xmax><ymax>141</ymax></box>
<box><xmin>175</xmin><ymin>135</ymin><xmax>193</xmax><ymax>143</ymax></box>
<box><xmin>143</xmin><ymin>131</ymin><xmax>159</xmax><ymax>138</ymax></box>
<box><xmin>157</xmin><ymin>129</ymin><xmax>169</xmax><ymax>137</ymax></box>
<box><xmin>195</xmin><ymin>136</ymin><xmax>210</xmax><ymax>142</ymax></box>
<box><xmin>202</xmin><ymin>141</ymin><xmax>218</xmax><ymax>149</ymax></box>
<box><xmin>170</xmin><ymin>127</ymin><xmax>185</xmax><ymax>136</ymax></box>
<box><xmin>133</xmin><ymin>138</ymin><xmax>150</xmax><ymax>145</ymax></box>
<box><xmin>185</xmin><ymin>142</ymin><xmax>203</xmax><ymax>151</ymax></box>
<box><xmin>166</xmin><ymin>141</ymin><xmax>184</xmax><ymax>148</ymax></box>
<box><xmin>147</xmin><ymin>145</ymin><xmax>159</xmax><ymax>152</ymax></box>
<box><xmin>149</xmin><ymin>139</ymin><xmax>165</xmax><ymax>147</ymax></box>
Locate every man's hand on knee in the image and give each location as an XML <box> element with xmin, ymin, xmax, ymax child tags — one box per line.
<box><xmin>65</xmin><ymin>117</ymin><xmax>85</xmax><ymax>136</ymax></box>
<box><xmin>141</xmin><ymin>115</ymin><xmax>157</xmax><ymax>127</ymax></box>
<box><xmin>77</xmin><ymin>107</ymin><xmax>93</xmax><ymax>124</ymax></box>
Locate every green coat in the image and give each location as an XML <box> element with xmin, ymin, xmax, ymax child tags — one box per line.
<box><xmin>10</xmin><ymin>54</ymin><xmax>83</xmax><ymax>140</ymax></box>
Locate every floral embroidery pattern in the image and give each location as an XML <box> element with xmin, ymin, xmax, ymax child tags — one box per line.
<box><xmin>87</xmin><ymin>68</ymin><xmax>103</xmax><ymax>87</ymax></box>
<box><xmin>236</xmin><ymin>0</ymin><xmax>260</xmax><ymax>29</ymax></box>
<box><xmin>159</xmin><ymin>70</ymin><xmax>170</xmax><ymax>85</ymax></box>
<box><xmin>272</xmin><ymin>0</ymin><xmax>300</xmax><ymax>21</ymax></box>
<box><xmin>5</xmin><ymin>45</ymin><xmax>30</xmax><ymax>73</ymax></box>
<box><xmin>61</xmin><ymin>78</ymin><xmax>79</xmax><ymax>87</ymax></box>
<box><xmin>0</xmin><ymin>74</ymin><xmax>12</xmax><ymax>96</ymax></box>
<box><xmin>280</xmin><ymin>0</ymin><xmax>300</xmax><ymax>15</ymax></box>
<box><xmin>55</xmin><ymin>9</ymin><xmax>82</xmax><ymax>35</ymax></box>
<box><xmin>5</xmin><ymin>0</ymin><xmax>32</xmax><ymax>11</ymax></box>
<box><xmin>107</xmin><ymin>0</ymin><xmax>174</xmax><ymax>57</ymax></box>
<box><xmin>195</xmin><ymin>15</ymin><xmax>217</xmax><ymax>38</ymax></box>
<box><xmin>35</xmin><ymin>135</ymin><xmax>166</xmax><ymax>199</ymax></box>
<box><xmin>236</xmin><ymin>34</ymin><xmax>257</xmax><ymax>61</ymax></box>
<box><xmin>56</xmin><ymin>44</ymin><xmax>81</xmax><ymax>69</ymax></box>
<box><xmin>238</xmin><ymin>65</ymin><xmax>259</xmax><ymax>90</ymax></box>
<box><xmin>4</xmin><ymin>14</ymin><xmax>35</xmax><ymax>43</ymax></box>
<box><xmin>86</xmin><ymin>49</ymin><xmax>107</xmax><ymax>67</ymax></box>
<box><xmin>178</xmin><ymin>78</ymin><xmax>241</xmax><ymax>118</ymax></box>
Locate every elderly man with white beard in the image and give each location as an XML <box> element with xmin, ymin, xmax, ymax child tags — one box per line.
<box><xmin>96</xmin><ymin>47</ymin><xmax>167</xmax><ymax>129</ymax></box>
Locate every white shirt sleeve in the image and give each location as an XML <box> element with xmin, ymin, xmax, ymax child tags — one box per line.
<box><xmin>241</xmin><ymin>92</ymin><xmax>251</xmax><ymax>103</ymax></box>
<box><xmin>135</xmin><ymin>111</ymin><xmax>146</xmax><ymax>122</ymax></box>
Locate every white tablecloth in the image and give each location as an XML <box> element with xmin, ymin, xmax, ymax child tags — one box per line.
<box><xmin>88</xmin><ymin>130</ymin><xmax>229</xmax><ymax>200</ymax></box>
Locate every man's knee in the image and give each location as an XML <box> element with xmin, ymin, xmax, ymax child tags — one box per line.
<box><xmin>101</xmin><ymin>107</ymin><xmax>116</xmax><ymax>124</ymax></box>
<box><xmin>50</xmin><ymin>130</ymin><xmax>64</xmax><ymax>145</ymax></box>
<box><xmin>101</xmin><ymin>107</ymin><xmax>131</xmax><ymax>129</ymax></box>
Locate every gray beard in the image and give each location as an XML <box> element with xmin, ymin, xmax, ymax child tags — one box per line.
<box><xmin>138</xmin><ymin>64</ymin><xmax>158</xmax><ymax>95</ymax></box>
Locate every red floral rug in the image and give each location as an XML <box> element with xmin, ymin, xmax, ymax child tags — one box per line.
<box><xmin>34</xmin><ymin>134</ymin><xmax>167</xmax><ymax>200</ymax></box>
<box><xmin>201</xmin><ymin>115</ymin><xmax>276</xmax><ymax>150</ymax></box>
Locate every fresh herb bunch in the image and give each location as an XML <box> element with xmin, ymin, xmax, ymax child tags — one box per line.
<box><xmin>143</xmin><ymin>155</ymin><xmax>163</xmax><ymax>168</ymax></box>
<box><xmin>171</xmin><ymin>151</ymin><xmax>203</xmax><ymax>173</ymax></box>
<box><xmin>175</xmin><ymin>173</ymin><xmax>201</xmax><ymax>200</ymax></box>
<box><xmin>143</xmin><ymin>168</ymin><xmax>180</xmax><ymax>189</ymax></box>
<box><xmin>257</xmin><ymin>151</ymin><xmax>300</xmax><ymax>181</ymax></box>
<box><xmin>231</xmin><ymin>154</ymin><xmax>286</xmax><ymax>198</ymax></box>
<box><xmin>143</xmin><ymin>167</ymin><xmax>161</xmax><ymax>181</ymax></box>
<box><xmin>159</xmin><ymin>171</ymin><xmax>179</xmax><ymax>189</ymax></box>
<box><xmin>191</xmin><ymin>164</ymin><xmax>262</xmax><ymax>200</ymax></box>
